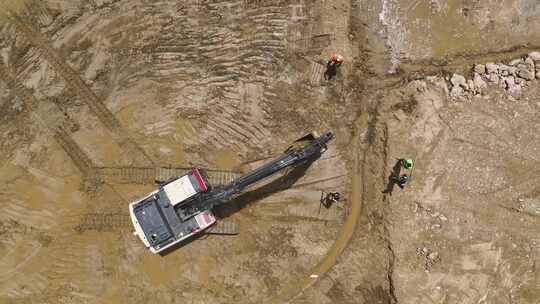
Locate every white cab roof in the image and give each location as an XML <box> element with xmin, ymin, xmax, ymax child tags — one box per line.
<box><xmin>163</xmin><ymin>176</ymin><xmax>197</xmax><ymax>206</ymax></box>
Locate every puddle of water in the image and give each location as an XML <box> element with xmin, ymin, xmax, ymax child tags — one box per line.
<box><xmin>214</xmin><ymin>150</ymin><xmax>240</xmax><ymax>171</ymax></box>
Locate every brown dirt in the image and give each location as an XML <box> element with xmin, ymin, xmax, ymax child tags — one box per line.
<box><xmin>0</xmin><ymin>1</ymin><xmax>539</xmax><ymax>303</ymax></box>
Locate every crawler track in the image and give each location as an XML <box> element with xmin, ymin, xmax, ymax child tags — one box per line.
<box><xmin>95</xmin><ymin>166</ymin><xmax>242</xmax><ymax>187</ymax></box>
<box><xmin>74</xmin><ymin>212</ymin><xmax>131</xmax><ymax>233</ymax></box>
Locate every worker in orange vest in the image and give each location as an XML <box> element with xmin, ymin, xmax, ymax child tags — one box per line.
<box><xmin>324</xmin><ymin>54</ymin><xmax>344</xmax><ymax>80</ymax></box>
<box><xmin>330</xmin><ymin>54</ymin><xmax>344</xmax><ymax>67</ymax></box>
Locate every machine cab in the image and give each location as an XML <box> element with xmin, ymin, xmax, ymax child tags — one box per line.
<box><xmin>129</xmin><ymin>168</ymin><xmax>216</xmax><ymax>253</ymax></box>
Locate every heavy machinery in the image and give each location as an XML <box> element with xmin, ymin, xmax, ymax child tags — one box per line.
<box><xmin>129</xmin><ymin>131</ymin><xmax>334</xmax><ymax>253</ymax></box>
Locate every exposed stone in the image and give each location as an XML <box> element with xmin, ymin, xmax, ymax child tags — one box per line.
<box><xmin>524</xmin><ymin>57</ymin><xmax>535</xmax><ymax>67</ymax></box>
<box><xmin>427</xmin><ymin>76</ymin><xmax>449</xmax><ymax>95</ymax></box>
<box><xmin>467</xmin><ymin>80</ymin><xmax>475</xmax><ymax>93</ymax></box>
<box><xmin>517</xmin><ymin>63</ymin><xmax>535</xmax><ymax>80</ymax></box>
<box><xmin>488</xmin><ymin>73</ymin><xmax>499</xmax><ymax>83</ymax></box>
<box><xmin>474</xmin><ymin>64</ymin><xmax>485</xmax><ymax>74</ymax></box>
<box><xmin>518</xmin><ymin>69</ymin><xmax>534</xmax><ymax>80</ymax></box>
<box><xmin>503</xmin><ymin>76</ymin><xmax>514</xmax><ymax>87</ymax></box>
<box><xmin>509</xmin><ymin>58</ymin><xmax>523</xmax><ymax>66</ymax></box>
<box><xmin>473</xmin><ymin>73</ymin><xmax>487</xmax><ymax>92</ymax></box>
<box><xmin>505</xmin><ymin>76</ymin><xmax>522</xmax><ymax>96</ymax></box>
<box><xmin>450</xmin><ymin>73</ymin><xmax>467</xmax><ymax>89</ymax></box>
<box><xmin>486</xmin><ymin>62</ymin><xmax>498</xmax><ymax>74</ymax></box>
<box><xmin>498</xmin><ymin>64</ymin><xmax>512</xmax><ymax>76</ymax></box>
<box><xmin>450</xmin><ymin>86</ymin><xmax>464</xmax><ymax>99</ymax></box>
<box><xmin>528</xmin><ymin>51</ymin><xmax>540</xmax><ymax>61</ymax></box>
<box><xmin>499</xmin><ymin>78</ymin><xmax>507</xmax><ymax>89</ymax></box>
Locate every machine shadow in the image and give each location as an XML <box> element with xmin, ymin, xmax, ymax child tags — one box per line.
<box><xmin>213</xmin><ymin>154</ymin><xmax>320</xmax><ymax>220</ymax></box>
<box><xmin>159</xmin><ymin>154</ymin><xmax>321</xmax><ymax>256</ymax></box>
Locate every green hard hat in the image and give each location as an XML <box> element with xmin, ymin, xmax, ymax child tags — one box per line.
<box><xmin>402</xmin><ymin>159</ymin><xmax>413</xmax><ymax>168</ymax></box>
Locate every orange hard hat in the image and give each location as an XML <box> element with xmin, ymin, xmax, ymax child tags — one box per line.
<box><xmin>331</xmin><ymin>54</ymin><xmax>344</xmax><ymax>63</ymax></box>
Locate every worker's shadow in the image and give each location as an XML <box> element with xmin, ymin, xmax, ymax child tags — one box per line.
<box><xmin>382</xmin><ymin>159</ymin><xmax>402</xmax><ymax>196</ymax></box>
<box><xmin>213</xmin><ymin>155</ymin><xmax>319</xmax><ymax>220</ymax></box>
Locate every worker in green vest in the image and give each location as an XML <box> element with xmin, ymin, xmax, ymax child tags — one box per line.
<box><xmin>401</xmin><ymin>158</ymin><xmax>413</xmax><ymax>170</ymax></box>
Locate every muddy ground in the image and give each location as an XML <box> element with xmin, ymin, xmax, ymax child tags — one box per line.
<box><xmin>0</xmin><ymin>0</ymin><xmax>539</xmax><ymax>303</ymax></box>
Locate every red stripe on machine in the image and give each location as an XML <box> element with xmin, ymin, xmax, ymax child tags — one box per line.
<box><xmin>191</xmin><ymin>168</ymin><xmax>207</xmax><ymax>192</ymax></box>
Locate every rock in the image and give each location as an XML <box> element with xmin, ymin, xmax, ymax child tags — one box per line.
<box><xmin>473</xmin><ymin>73</ymin><xmax>487</xmax><ymax>92</ymax></box>
<box><xmin>515</xmin><ymin>77</ymin><xmax>525</xmax><ymax>86</ymax></box>
<box><xmin>409</xmin><ymin>80</ymin><xmax>427</xmax><ymax>92</ymax></box>
<box><xmin>499</xmin><ymin>78</ymin><xmax>507</xmax><ymax>89</ymax></box>
<box><xmin>517</xmin><ymin>64</ymin><xmax>535</xmax><ymax>80</ymax></box>
<box><xmin>504</xmin><ymin>76</ymin><xmax>515</xmax><ymax>87</ymax></box>
<box><xmin>467</xmin><ymin>79</ymin><xmax>475</xmax><ymax>93</ymax></box>
<box><xmin>450</xmin><ymin>85</ymin><xmax>464</xmax><ymax>98</ymax></box>
<box><xmin>514</xmin><ymin>58</ymin><xmax>536</xmax><ymax>80</ymax></box>
<box><xmin>450</xmin><ymin>73</ymin><xmax>467</xmax><ymax>89</ymax></box>
<box><xmin>474</xmin><ymin>64</ymin><xmax>486</xmax><ymax>74</ymax></box>
<box><xmin>505</xmin><ymin>76</ymin><xmax>522</xmax><ymax>96</ymax></box>
<box><xmin>488</xmin><ymin>73</ymin><xmax>499</xmax><ymax>83</ymax></box>
<box><xmin>486</xmin><ymin>62</ymin><xmax>498</xmax><ymax>74</ymax></box>
<box><xmin>427</xmin><ymin>76</ymin><xmax>449</xmax><ymax>95</ymax></box>
<box><xmin>509</xmin><ymin>58</ymin><xmax>523</xmax><ymax>66</ymax></box>
<box><xmin>528</xmin><ymin>51</ymin><xmax>540</xmax><ymax>61</ymax></box>
<box><xmin>498</xmin><ymin>64</ymin><xmax>511</xmax><ymax>76</ymax></box>
<box><xmin>518</xmin><ymin>70</ymin><xmax>534</xmax><ymax>80</ymax></box>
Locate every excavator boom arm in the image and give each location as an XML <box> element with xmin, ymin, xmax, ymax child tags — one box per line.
<box><xmin>197</xmin><ymin>131</ymin><xmax>334</xmax><ymax>211</ymax></box>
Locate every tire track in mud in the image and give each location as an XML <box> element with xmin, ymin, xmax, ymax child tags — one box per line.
<box><xmin>0</xmin><ymin>61</ymin><xmax>99</xmax><ymax>297</ymax></box>
<box><xmin>7</xmin><ymin>15</ymin><xmax>154</xmax><ymax>166</ymax></box>
<box><xmin>0</xmin><ymin>60</ymin><xmax>94</xmax><ymax>176</ymax></box>
<box><xmin>74</xmin><ymin>211</ymin><xmax>131</xmax><ymax>233</ymax></box>
<box><xmin>197</xmin><ymin>1</ymin><xmax>284</xmax><ymax>151</ymax></box>
<box><xmin>138</xmin><ymin>1</ymin><xmax>286</xmax><ymax>152</ymax></box>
